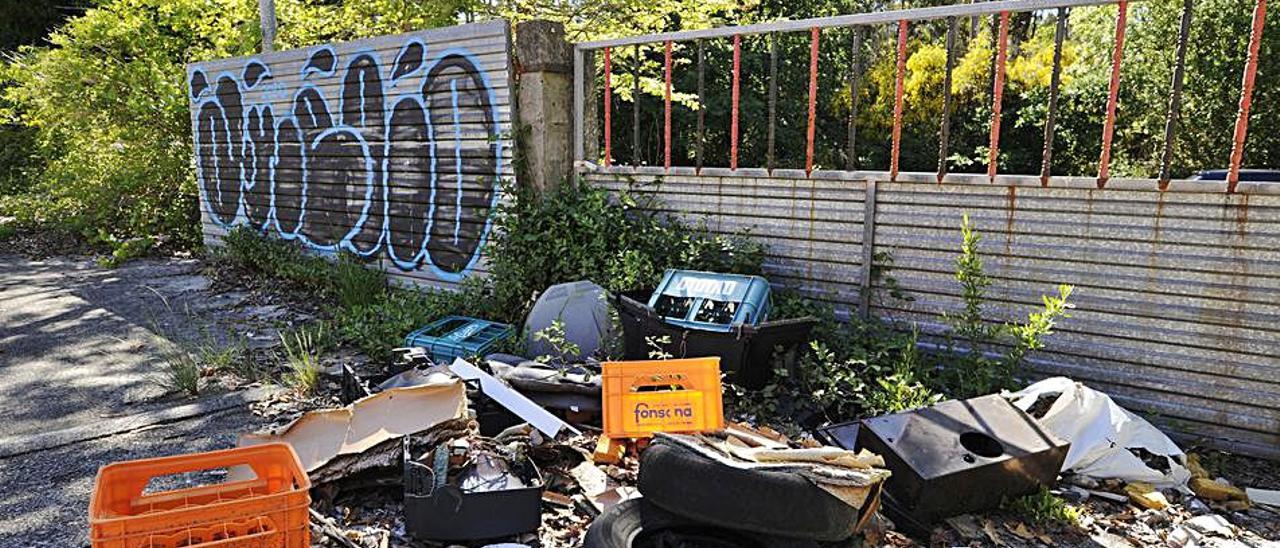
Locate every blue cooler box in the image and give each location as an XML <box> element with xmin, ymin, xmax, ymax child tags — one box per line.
<box><xmin>647</xmin><ymin>269</ymin><xmax>772</xmax><ymax>332</ymax></box>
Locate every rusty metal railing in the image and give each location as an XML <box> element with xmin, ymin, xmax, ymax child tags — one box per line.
<box><xmin>571</xmin><ymin>0</ymin><xmax>1270</xmax><ymax>192</ymax></box>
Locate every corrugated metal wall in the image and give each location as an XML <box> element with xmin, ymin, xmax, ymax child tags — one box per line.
<box><xmin>188</xmin><ymin>21</ymin><xmax>514</xmax><ymax>287</ymax></box>
<box><xmin>586</xmin><ymin>166</ymin><xmax>1280</xmax><ymax>458</ymax></box>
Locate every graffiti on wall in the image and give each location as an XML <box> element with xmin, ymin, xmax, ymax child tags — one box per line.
<box><xmin>189</xmin><ymin>27</ymin><xmax>508</xmax><ymax>281</ymax></box>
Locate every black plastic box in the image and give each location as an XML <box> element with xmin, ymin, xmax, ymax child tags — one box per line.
<box><xmin>403</xmin><ymin>441</ymin><xmax>543</xmax><ymax>541</ymax></box>
<box><xmin>855</xmin><ymin>395</ymin><xmax>1070</xmax><ymax>526</ymax></box>
<box><xmin>613</xmin><ymin>291</ymin><xmax>815</xmax><ymax>389</ymax></box>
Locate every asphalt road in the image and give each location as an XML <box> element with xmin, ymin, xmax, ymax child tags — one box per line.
<box><xmin>0</xmin><ymin>254</ymin><xmax>267</xmax><ymax>546</ymax></box>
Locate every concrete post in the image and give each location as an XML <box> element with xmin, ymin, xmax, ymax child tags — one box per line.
<box><xmin>258</xmin><ymin>0</ymin><xmax>277</xmax><ymax>53</ymax></box>
<box><xmin>515</xmin><ymin>20</ymin><xmax>574</xmax><ymax>190</ymax></box>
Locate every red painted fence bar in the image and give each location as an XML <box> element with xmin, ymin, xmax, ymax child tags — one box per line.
<box><xmin>603</xmin><ymin>47</ymin><xmax>612</xmax><ymax>166</ymax></box>
<box><xmin>731</xmin><ymin>34</ymin><xmax>741</xmax><ymax>170</ymax></box>
<box><xmin>987</xmin><ymin>11</ymin><xmax>1010</xmax><ymax>181</ymax></box>
<box><xmin>806</xmin><ymin>27</ymin><xmax>820</xmax><ymax>175</ymax></box>
<box><xmin>1229</xmin><ymin>0</ymin><xmax>1268</xmax><ymax>193</ymax></box>
<box><xmin>1097</xmin><ymin>0</ymin><xmax>1128</xmax><ymax>188</ymax></box>
<box><xmin>890</xmin><ymin>20</ymin><xmax>909</xmax><ymax>181</ymax></box>
<box><xmin>579</xmin><ymin>0</ymin><xmax>1265</xmax><ymax>193</ymax></box>
<box><xmin>664</xmin><ymin>40</ymin><xmax>673</xmax><ymax>170</ymax></box>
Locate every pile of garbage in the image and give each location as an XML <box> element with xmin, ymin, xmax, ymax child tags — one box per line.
<box><xmin>88</xmin><ymin>271</ymin><xmax>1280</xmax><ymax>547</ymax></box>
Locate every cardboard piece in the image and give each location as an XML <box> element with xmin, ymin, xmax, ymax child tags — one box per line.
<box><xmin>240</xmin><ymin>380</ymin><xmax>467</xmax><ymax>472</ymax></box>
<box><xmin>449</xmin><ymin>358</ymin><xmax>580</xmax><ymax>438</ymax></box>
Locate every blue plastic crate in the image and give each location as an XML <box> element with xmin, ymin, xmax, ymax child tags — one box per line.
<box><xmin>647</xmin><ymin>270</ymin><xmax>772</xmax><ymax>332</ymax></box>
<box><xmin>404</xmin><ymin>316</ymin><xmax>514</xmax><ymax>364</ymax></box>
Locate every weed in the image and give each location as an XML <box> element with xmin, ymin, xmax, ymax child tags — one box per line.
<box><xmin>939</xmin><ymin>214</ymin><xmax>1075</xmax><ymax>398</ymax></box>
<box><xmin>333</xmin><ymin>254</ymin><xmax>387</xmax><ymax>309</ymax></box>
<box><xmin>1004</xmin><ymin>486</ymin><xmax>1081</xmax><ymax>527</ymax></box>
<box><xmin>533</xmin><ymin>319</ymin><xmax>581</xmax><ymax>364</ymax></box>
<box><xmin>156</xmin><ymin>343</ymin><xmax>202</xmax><ymax>396</ymax></box>
<box><xmin>280</xmin><ymin>326</ymin><xmax>325</xmax><ymax>395</ymax></box>
<box><xmin>645</xmin><ymin>335</ymin><xmax>674</xmax><ymax>360</ymax></box>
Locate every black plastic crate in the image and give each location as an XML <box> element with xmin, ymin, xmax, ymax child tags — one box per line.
<box><xmin>613</xmin><ymin>291</ymin><xmax>816</xmax><ymax>389</ymax></box>
<box><xmin>402</xmin><ymin>438</ymin><xmax>543</xmax><ymax>541</ymax></box>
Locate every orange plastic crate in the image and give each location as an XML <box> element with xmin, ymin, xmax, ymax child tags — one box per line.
<box><xmin>602</xmin><ymin>357</ymin><xmax>724</xmax><ymax>438</ymax></box>
<box><xmin>89</xmin><ymin>443</ymin><xmax>310</xmax><ymax>548</ymax></box>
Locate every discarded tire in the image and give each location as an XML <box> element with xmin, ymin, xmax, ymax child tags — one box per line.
<box><xmin>583</xmin><ymin>498</ymin><xmax>818</xmax><ymax>548</ymax></box>
<box><xmin>637</xmin><ymin>438</ymin><xmax>862</xmax><ymax>542</ymax></box>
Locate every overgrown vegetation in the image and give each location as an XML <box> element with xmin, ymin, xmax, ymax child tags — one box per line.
<box><xmin>213</xmin><ymin>177</ymin><xmax>764</xmax><ymax>365</ymax></box>
<box><xmin>938</xmin><ymin>215</ymin><xmax>1074</xmax><ymax>399</ymax></box>
<box><xmin>156</xmin><ymin>341</ymin><xmax>205</xmax><ymax>397</ymax></box>
<box><xmin>1004</xmin><ymin>487</ymin><xmax>1081</xmax><ymax>527</ymax></box>
<box><xmin>734</xmin><ymin>214</ymin><xmax>1074</xmax><ymax>433</ymax></box>
<box><xmin>485</xmin><ymin>178</ymin><xmax>765</xmax><ymax>320</ymax></box>
<box><xmin>280</xmin><ymin>325</ymin><xmax>326</xmax><ymax>394</ymax></box>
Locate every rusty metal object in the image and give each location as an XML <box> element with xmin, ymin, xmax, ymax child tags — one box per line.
<box><xmin>1097</xmin><ymin>0</ymin><xmax>1128</xmax><ymax>188</ymax></box>
<box><xmin>847</xmin><ymin>27</ymin><xmax>864</xmax><ymax>171</ymax></box>
<box><xmin>1040</xmin><ymin>7</ymin><xmax>1068</xmax><ymax>186</ymax></box>
<box><xmin>696</xmin><ymin>40</ymin><xmax>705</xmax><ymax>172</ymax></box>
<box><xmin>1158</xmin><ymin>0</ymin><xmax>1193</xmax><ymax>188</ymax></box>
<box><xmin>857</xmin><ymin>394</ymin><xmax>1071</xmax><ymax>525</ymax></box>
<box><xmin>890</xmin><ymin>20</ymin><xmax>909</xmax><ymax>181</ymax></box>
<box><xmin>633</xmin><ymin>44</ymin><xmax>641</xmax><ymax>165</ymax></box>
<box><xmin>938</xmin><ymin>16</ymin><xmax>957</xmax><ymax>182</ymax></box>
<box><xmin>806</xmin><ymin>27</ymin><xmax>820</xmax><ymax>175</ymax></box>
<box><xmin>768</xmin><ymin>34</ymin><xmax>779</xmax><ymax>172</ymax></box>
<box><xmin>603</xmin><ymin>47</ymin><xmax>612</xmax><ymax>166</ymax></box>
<box><xmin>731</xmin><ymin>34</ymin><xmax>742</xmax><ymax>170</ymax></box>
<box><xmin>664</xmin><ymin>40</ymin><xmax>673</xmax><ymax>170</ymax></box>
<box><xmin>988</xmin><ymin>11</ymin><xmax>1010</xmax><ymax>181</ymax></box>
<box><xmin>1229</xmin><ymin>0</ymin><xmax>1268</xmax><ymax>193</ymax></box>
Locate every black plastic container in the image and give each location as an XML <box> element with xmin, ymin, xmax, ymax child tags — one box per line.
<box><xmin>613</xmin><ymin>291</ymin><xmax>816</xmax><ymax>389</ymax></box>
<box><xmin>402</xmin><ymin>440</ymin><xmax>543</xmax><ymax>541</ymax></box>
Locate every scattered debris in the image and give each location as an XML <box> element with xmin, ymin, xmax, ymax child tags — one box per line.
<box><xmin>403</xmin><ymin>432</ymin><xmax>544</xmax><ymax>541</ymax></box>
<box><xmin>1124</xmin><ymin>481</ymin><xmax>1171</xmax><ymax>510</ymax></box>
<box><xmin>601</xmin><ymin>357</ymin><xmax>724</xmax><ymax>439</ymax></box>
<box><xmin>239</xmin><ymin>380</ymin><xmax>466</xmax><ymax>472</ymax></box>
<box><xmin>612</xmin><ymin>290</ymin><xmax>815</xmax><ymax>389</ymax></box>
<box><xmin>1245</xmin><ymin>487</ymin><xmax>1280</xmax><ymax>509</ymax></box>
<box><xmin>404</xmin><ymin>316</ymin><xmax>514</xmax><ymax>364</ymax></box>
<box><xmin>857</xmin><ymin>394</ymin><xmax>1069</xmax><ymax>526</ymax></box>
<box><xmin>1006</xmin><ymin>377</ymin><xmax>1191</xmax><ymax>487</ymax></box>
<box><xmin>636</xmin><ymin>428</ymin><xmax>889</xmax><ymax>542</ymax></box>
<box><xmin>450</xmin><ymin>358</ymin><xmax>580</xmax><ymax>438</ymax></box>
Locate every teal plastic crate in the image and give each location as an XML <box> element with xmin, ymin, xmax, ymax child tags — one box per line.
<box><xmin>647</xmin><ymin>270</ymin><xmax>772</xmax><ymax>332</ymax></box>
<box><xmin>404</xmin><ymin>316</ymin><xmax>514</xmax><ymax>364</ymax></box>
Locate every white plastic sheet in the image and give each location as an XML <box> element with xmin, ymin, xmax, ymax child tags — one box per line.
<box><xmin>1005</xmin><ymin>377</ymin><xmax>1190</xmax><ymax>487</ymax></box>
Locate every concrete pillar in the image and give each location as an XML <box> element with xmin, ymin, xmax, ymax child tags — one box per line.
<box><xmin>515</xmin><ymin>20</ymin><xmax>574</xmax><ymax>190</ymax></box>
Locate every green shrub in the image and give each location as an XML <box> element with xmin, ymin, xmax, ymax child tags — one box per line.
<box><xmin>939</xmin><ymin>214</ymin><xmax>1075</xmax><ymax>398</ymax></box>
<box><xmin>1005</xmin><ymin>486</ymin><xmax>1081</xmax><ymax>527</ymax></box>
<box><xmin>484</xmin><ymin>177</ymin><xmax>765</xmax><ymax>323</ymax></box>
<box><xmin>333</xmin><ymin>254</ymin><xmax>388</xmax><ymax>309</ymax></box>
<box><xmin>0</xmin><ymin>0</ymin><xmax>468</xmax><ymax>251</ymax></box>
<box><xmin>332</xmin><ymin>286</ymin><xmax>473</xmax><ymax>364</ymax></box>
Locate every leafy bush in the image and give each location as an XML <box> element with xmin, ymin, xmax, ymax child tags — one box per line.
<box><xmin>1005</xmin><ymin>486</ymin><xmax>1081</xmax><ymax>527</ymax></box>
<box><xmin>485</xmin><ymin>177</ymin><xmax>766</xmax><ymax>323</ymax></box>
<box><xmin>332</xmin><ymin>285</ymin><xmax>477</xmax><ymax>364</ymax></box>
<box><xmin>938</xmin><ymin>215</ymin><xmax>1075</xmax><ymax>398</ymax></box>
<box><xmin>0</xmin><ymin>0</ymin><xmax>468</xmax><ymax>253</ymax></box>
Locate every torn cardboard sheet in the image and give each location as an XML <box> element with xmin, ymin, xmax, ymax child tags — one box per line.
<box><xmin>240</xmin><ymin>380</ymin><xmax>467</xmax><ymax>472</ymax></box>
<box><xmin>1005</xmin><ymin>377</ymin><xmax>1190</xmax><ymax>487</ymax></box>
<box><xmin>450</xmin><ymin>358</ymin><xmax>580</xmax><ymax>438</ymax></box>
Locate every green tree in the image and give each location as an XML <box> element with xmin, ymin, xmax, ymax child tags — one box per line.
<box><xmin>0</xmin><ymin>0</ymin><xmax>466</xmax><ymax>249</ymax></box>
